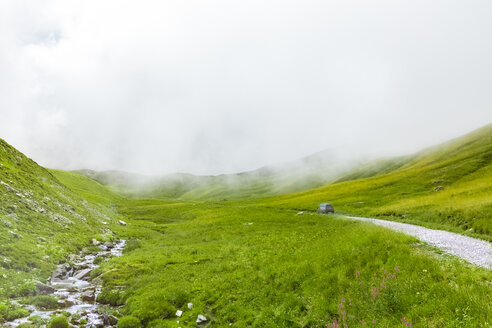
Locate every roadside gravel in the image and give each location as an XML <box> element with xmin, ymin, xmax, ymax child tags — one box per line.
<box><xmin>346</xmin><ymin>216</ymin><xmax>492</xmax><ymax>269</ymax></box>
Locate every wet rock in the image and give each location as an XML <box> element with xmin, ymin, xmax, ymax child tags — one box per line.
<box><xmin>118</xmin><ymin>220</ymin><xmax>127</xmax><ymax>226</ymax></box>
<box><xmin>58</xmin><ymin>299</ymin><xmax>75</xmax><ymax>308</ymax></box>
<box><xmin>73</xmin><ymin>268</ymin><xmax>92</xmax><ymax>280</ymax></box>
<box><xmin>74</xmin><ymin>263</ymin><xmax>89</xmax><ymax>271</ymax></box>
<box><xmin>52</xmin><ymin>263</ymin><xmax>71</xmax><ymax>279</ymax></box>
<box><xmin>81</xmin><ymin>290</ymin><xmax>95</xmax><ymax>302</ymax></box>
<box><xmin>102</xmin><ymin>313</ymin><xmax>119</xmax><ymax>326</ymax></box>
<box><xmin>104</xmin><ymin>242</ymin><xmax>114</xmax><ymax>249</ymax></box>
<box><xmin>51</xmin><ymin>279</ymin><xmax>74</xmax><ymax>289</ymax></box>
<box><xmin>35</xmin><ymin>280</ymin><xmax>55</xmax><ymax>294</ymax></box>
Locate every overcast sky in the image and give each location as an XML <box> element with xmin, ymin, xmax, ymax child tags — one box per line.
<box><xmin>1</xmin><ymin>0</ymin><xmax>491</xmax><ymax>175</ymax></box>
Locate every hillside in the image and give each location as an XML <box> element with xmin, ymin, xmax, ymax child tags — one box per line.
<box><xmin>0</xmin><ymin>138</ymin><xmax>120</xmax><ymax>320</ymax></box>
<box><xmin>0</xmin><ymin>129</ymin><xmax>490</xmax><ymax>327</ymax></box>
<box><xmin>259</xmin><ymin>122</ymin><xmax>492</xmax><ymax>237</ymax></box>
<box><xmin>77</xmin><ymin>150</ymin><xmax>362</xmax><ymax>200</ymax></box>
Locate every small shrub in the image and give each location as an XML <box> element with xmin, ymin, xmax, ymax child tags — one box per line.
<box><xmin>168</xmin><ymin>289</ymin><xmax>189</xmax><ymax>308</ymax></box>
<box><xmin>124</xmin><ymin>239</ymin><xmax>142</xmax><ymax>253</ymax></box>
<box><xmin>0</xmin><ymin>303</ymin><xmax>7</xmax><ymax>317</ymax></box>
<box><xmin>30</xmin><ymin>295</ymin><xmax>59</xmax><ymax>310</ymax></box>
<box><xmin>117</xmin><ymin>316</ymin><xmax>141</xmax><ymax>328</ymax></box>
<box><xmin>16</xmin><ymin>282</ymin><xmax>36</xmax><ymax>297</ymax></box>
<box><xmin>93</xmin><ymin>256</ymin><xmax>105</xmax><ymax>264</ymax></box>
<box><xmin>17</xmin><ymin>323</ymin><xmax>33</xmax><ymax>328</ymax></box>
<box><xmin>132</xmin><ymin>301</ymin><xmax>175</xmax><ymax>326</ymax></box>
<box><xmin>29</xmin><ymin>315</ymin><xmax>47</xmax><ymax>326</ymax></box>
<box><xmin>97</xmin><ymin>289</ymin><xmax>124</xmax><ymax>306</ymax></box>
<box><xmin>147</xmin><ymin>319</ymin><xmax>173</xmax><ymax>328</ymax></box>
<box><xmin>4</xmin><ymin>307</ymin><xmax>30</xmax><ymax>321</ymax></box>
<box><xmin>47</xmin><ymin>316</ymin><xmax>69</xmax><ymax>328</ymax></box>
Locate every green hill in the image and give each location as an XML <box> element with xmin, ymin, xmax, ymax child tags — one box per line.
<box><xmin>0</xmin><ymin>138</ymin><xmax>119</xmax><ymax>316</ymax></box>
<box><xmin>259</xmin><ymin>122</ymin><xmax>492</xmax><ymax>237</ymax></box>
<box><xmin>76</xmin><ymin>150</ymin><xmax>361</xmax><ymax>200</ymax></box>
<box><xmin>0</xmin><ymin>123</ymin><xmax>491</xmax><ymax>327</ymax></box>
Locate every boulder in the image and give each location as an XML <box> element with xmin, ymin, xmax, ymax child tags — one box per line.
<box><xmin>196</xmin><ymin>315</ymin><xmax>207</xmax><ymax>323</ymax></box>
<box><xmin>35</xmin><ymin>281</ymin><xmax>55</xmax><ymax>295</ymax></box>
<box><xmin>58</xmin><ymin>299</ymin><xmax>75</xmax><ymax>308</ymax></box>
<box><xmin>81</xmin><ymin>290</ymin><xmax>95</xmax><ymax>302</ymax></box>
<box><xmin>52</xmin><ymin>263</ymin><xmax>71</xmax><ymax>279</ymax></box>
<box><xmin>73</xmin><ymin>268</ymin><xmax>92</xmax><ymax>280</ymax></box>
<box><xmin>103</xmin><ymin>242</ymin><xmax>114</xmax><ymax>249</ymax></box>
<box><xmin>101</xmin><ymin>313</ymin><xmax>118</xmax><ymax>325</ymax></box>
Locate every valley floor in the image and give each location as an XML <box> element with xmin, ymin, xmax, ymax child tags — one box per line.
<box><xmin>93</xmin><ymin>199</ymin><xmax>491</xmax><ymax>327</ymax></box>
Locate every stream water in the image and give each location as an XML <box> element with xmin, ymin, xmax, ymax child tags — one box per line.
<box><xmin>4</xmin><ymin>240</ymin><xmax>126</xmax><ymax>327</ymax></box>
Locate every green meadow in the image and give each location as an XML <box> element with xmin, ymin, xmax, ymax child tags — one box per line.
<box><xmin>1</xmin><ymin>123</ymin><xmax>491</xmax><ymax>327</ymax></box>
<box><xmin>93</xmin><ymin>200</ymin><xmax>491</xmax><ymax>327</ymax></box>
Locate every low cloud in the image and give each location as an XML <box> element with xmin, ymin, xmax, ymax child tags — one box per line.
<box><xmin>1</xmin><ymin>0</ymin><xmax>491</xmax><ymax>174</ymax></box>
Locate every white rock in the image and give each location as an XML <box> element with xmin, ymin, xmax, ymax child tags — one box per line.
<box><xmin>118</xmin><ymin>220</ymin><xmax>127</xmax><ymax>226</ymax></box>
<box><xmin>187</xmin><ymin>302</ymin><xmax>193</xmax><ymax>309</ymax></box>
<box><xmin>176</xmin><ymin>310</ymin><xmax>183</xmax><ymax>317</ymax></box>
<box><xmin>196</xmin><ymin>315</ymin><xmax>207</xmax><ymax>323</ymax></box>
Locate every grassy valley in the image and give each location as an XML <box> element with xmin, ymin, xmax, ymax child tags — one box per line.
<box><xmin>76</xmin><ymin>150</ymin><xmax>360</xmax><ymax>201</ymax></box>
<box><xmin>258</xmin><ymin>123</ymin><xmax>492</xmax><ymax>239</ymax></box>
<box><xmin>1</xmin><ymin>124</ymin><xmax>491</xmax><ymax>327</ymax></box>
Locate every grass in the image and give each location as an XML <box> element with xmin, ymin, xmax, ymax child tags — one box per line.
<box><xmin>93</xmin><ymin>200</ymin><xmax>492</xmax><ymax>327</ymax></box>
<box><xmin>1</xmin><ymin>123</ymin><xmax>492</xmax><ymax>327</ymax></box>
<box><xmin>254</xmin><ymin>123</ymin><xmax>492</xmax><ymax>239</ymax></box>
<box><xmin>0</xmin><ymin>138</ymin><xmax>120</xmax><ymax>322</ymax></box>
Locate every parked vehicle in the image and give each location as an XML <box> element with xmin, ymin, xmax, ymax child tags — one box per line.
<box><xmin>318</xmin><ymin>203</ymin><xmax>334</xmax><ymax>214</ymax></box>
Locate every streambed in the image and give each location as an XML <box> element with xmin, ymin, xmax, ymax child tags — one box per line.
<box><xmin>4</xmin><ymin>240</ymin><xmax>126</xmax><ymax>327</ymax></box>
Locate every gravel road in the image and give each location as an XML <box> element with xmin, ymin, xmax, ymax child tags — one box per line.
<box><xmin>346</xmin><ymin>216</ymin><xmax>492</xmax><ymax>269</ymax></box>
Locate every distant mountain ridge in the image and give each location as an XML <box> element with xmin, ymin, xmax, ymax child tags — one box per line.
<box><xmin>75</xmin><ymin>149</ymin><xmax>365</xmax><ymax>200</ymax></box>
<box><xmin>75</xmin><ymin>122</ymin><xmax>492</xmax><ymax>204</ymax></box>
<box><xmin>261</xmin><ymin>122</ymin><xmax>492</xmax><ymax>236</ymax></box>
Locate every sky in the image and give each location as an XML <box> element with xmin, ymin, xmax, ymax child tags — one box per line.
<box><xmin>1</xmin><ymin>0</ymin><xmax>491</xmax><ymax>175</ymax></box>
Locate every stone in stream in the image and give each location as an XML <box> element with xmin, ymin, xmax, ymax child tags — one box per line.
<box><xmin>58</xmin><ymin>299</ymin><xmax>75</xmax><ymax>308</ymax></box>
<box><xmin>51</xmin><ymin>263</ymin><xmax>71</xmax><ymax>279</ymax></box>
<box><xmin>73</xmin><ymin>268</ymin><xmax>92</xmax><ymax>280</ymax></box>
<box><xmin>35</xmin><ymin>280</ymin><xmax>55</xmax><ymax>294</ymax></box>
<box><xmin>81</xmin><ymin>289</ymin><xmax>96</xmax><ymax>302</ymax></box>
<box><xmin>102</xmin><ymin>313</ymin><xmax>119</xmax><ymax>326</ymax></box>
<box><xmin>104</xmin><ymin>242</ymin><xmax>114</xmax><ymax>249</ymax></box>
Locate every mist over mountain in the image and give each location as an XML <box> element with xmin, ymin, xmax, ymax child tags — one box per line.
<box><xmin>1</xmin><ymin>0</ymin><xmax>492</xmax><ymax>175</ymax></box>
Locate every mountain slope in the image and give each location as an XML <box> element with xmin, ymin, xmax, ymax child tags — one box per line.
<box><xmin>77</xmin><ymin>150</ymin><xmax>362</xmax><ymax>200</ymax></box>
<box><xmin>259</xmin><ymin>122</ymin><xmax>492</xmax><ymax>237</ymax></box>
<box><xmin>0</xmin><ymin>139</ymin><xmax>119</xmax><ymax>312</ymax></box>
